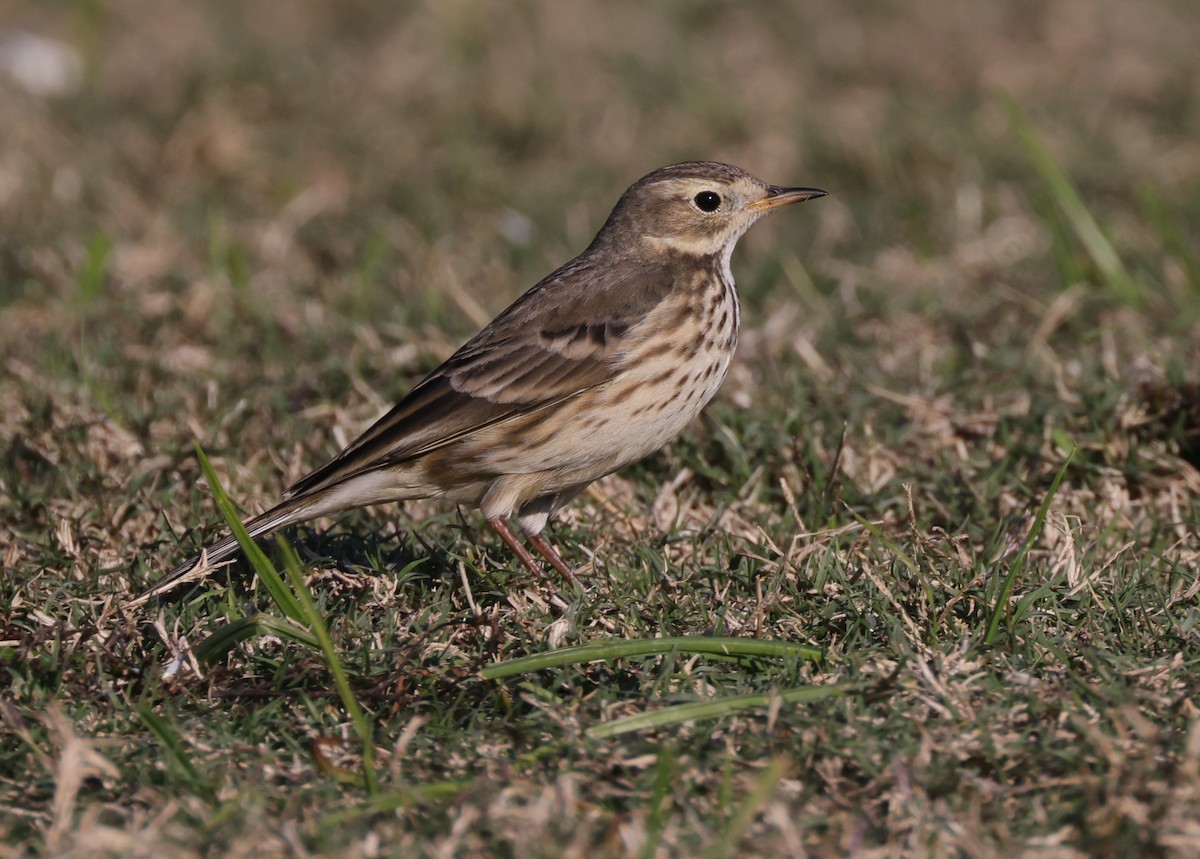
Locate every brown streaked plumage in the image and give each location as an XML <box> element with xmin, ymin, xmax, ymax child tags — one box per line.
<box><xmin>136</xmin><ymin>161</ymin><xmax>825</xmax><ymax>602</ymax></box>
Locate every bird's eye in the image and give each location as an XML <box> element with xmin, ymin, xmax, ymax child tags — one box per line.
<box><xmin>693</xmin><ymin>191</ymin><xmax>722</xmax><ymax>212</ymax></box>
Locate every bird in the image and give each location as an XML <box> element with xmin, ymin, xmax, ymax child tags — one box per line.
<box><xmin>136</xmin><ymin>161</ymin><xmax>825</xmax><ymax>603</ymax></box>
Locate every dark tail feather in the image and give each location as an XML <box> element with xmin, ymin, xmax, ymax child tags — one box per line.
<box><xmin>131</xmin><ymin>495</ymin><xmax>318</xmax><ymax>604</ymax></box>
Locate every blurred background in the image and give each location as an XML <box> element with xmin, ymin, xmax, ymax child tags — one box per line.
<box><xmin>2</xmin><ymin>0</ymin><xmax>1196</xmax><ymax>358</ymax></box>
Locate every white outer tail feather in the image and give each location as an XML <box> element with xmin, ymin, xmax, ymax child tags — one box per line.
<box><xmin>133</xmin><ymin>467</ymin><xmax>427</xmax><ymax>605</ymax></box>
<box><xmin>129</xmin><ymin>496</ymin><xmax>316</xmax><ymax>605</ymax></box>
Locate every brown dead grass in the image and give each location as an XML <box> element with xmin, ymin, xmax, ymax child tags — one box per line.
<box><xmin>2</xmin><ymin>0</ymin><xmax>1200</xmax><ymax>856</ymax></box>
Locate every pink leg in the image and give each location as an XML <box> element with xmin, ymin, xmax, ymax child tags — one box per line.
<box><xmin>487</xmin><ymin>516</ymin><xmax>549</xmax><ymax>581</ymax></box>
<box><xmin>527</xmin><ymin>532</ymin><xmax>581</xmax><ymax>588</ymax></box>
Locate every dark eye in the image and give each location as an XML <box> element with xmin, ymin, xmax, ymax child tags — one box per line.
<box><xmin>693</xmin><ymin>191</ymin><xmax>722</xmax><ymax>212</ymax></box>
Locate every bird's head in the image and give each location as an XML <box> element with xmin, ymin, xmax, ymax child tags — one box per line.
<box><xmin>598</xmin><ymin>161</ymin><xmax>826</xmax><ymax>260</ymax></box>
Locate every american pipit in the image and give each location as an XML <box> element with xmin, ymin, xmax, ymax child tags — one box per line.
<box><xmin>139</xmin><ymin>161</ymin><xmax>824</xmax><ymax>601</ymax></box>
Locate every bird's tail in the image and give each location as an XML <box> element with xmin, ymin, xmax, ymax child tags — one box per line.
<box><xmin>130</xmin><ymin>495</ymin><xmax>320</xmax><ymax>605</ymax></box>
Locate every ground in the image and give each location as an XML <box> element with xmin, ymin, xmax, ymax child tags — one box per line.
<box><xmin>2</xmin><ymin>1</ymin><xmax>1199</xmax><ymax>856</ymax></box>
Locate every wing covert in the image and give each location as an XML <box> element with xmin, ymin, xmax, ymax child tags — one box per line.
<box><xmin>285</xmin><ymin>256</ymin><xmax>676</xmax><ymax>497</ymax></box>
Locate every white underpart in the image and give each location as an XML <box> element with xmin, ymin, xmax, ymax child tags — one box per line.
<box><xmin>306</xmin><ymin>468</ymin><xmax>431</xmax><ymax>517</ymax></box>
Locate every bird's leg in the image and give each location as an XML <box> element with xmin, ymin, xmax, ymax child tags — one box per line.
<box><xmin>486</xmin><ymin>516</ymin><xmax>552</xmax><ymax>584</ymax></box>
<box><xmin>526</xmin><ymin>532</ymin><xmax>581</xmax><ymax>588</ymax></box>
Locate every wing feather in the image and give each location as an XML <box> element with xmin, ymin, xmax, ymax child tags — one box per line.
<box><xmin>285</xmin><ymin>254</ymin><xmax>676</xmax><ymax>498</ymax></box>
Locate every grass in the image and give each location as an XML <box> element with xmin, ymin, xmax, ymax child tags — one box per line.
<box><xmin>3</xmin><ymin>0</ymin><xmax>1200</xmax><ymax>856</ymax></box>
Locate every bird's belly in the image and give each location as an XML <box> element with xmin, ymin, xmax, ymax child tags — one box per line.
<box><xmin>443</xmin><ymin>279</ymin><xmax>740</xmax><ymax>510</ymax></box>
<box><xmin>473</xmin><ymin>346</ymin><xmax>733</xmax><ymax>486</ymax></box>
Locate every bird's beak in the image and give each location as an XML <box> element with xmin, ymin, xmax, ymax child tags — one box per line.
<box><xmin>747</xmin><ymin>185</ymin><xmax>828</xmax><ymax>213</ymax></box>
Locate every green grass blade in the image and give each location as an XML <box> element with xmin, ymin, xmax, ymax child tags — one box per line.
<box><xmin>701</xmin><ymin>757</ymin><xmax>788</xmax><ymax>859</ymax></box>
<box><xmin>480</xmin><ymin>636</ymin><xmax>822</xmax><ymax>680</ymax></box>
<box><xmin>136</xmin><ymin>703</ymin><xmax>217</xmax><ymax>805</ymax></box>
<box><xmin>983</xmin><ymin>446</ymin><xmax>1076</xmax><ymax>645</ymax></box>
<box><xmin>192</xmin><ymin>613</ymin><xmax>320</xmax><ymax>663</ymax></box>
<box><xmin>310</xmin><ymin>781</ymin><xmax>469</xmax><ymax>835</ymax></box>
<box><xmin>846</xmin><ymin>510</ymin><xmax>919</xmax><ymax>576</ymax></box>
<box><xmin>1138</xmin><ymin>187</ymin><xmax>1200</xmax><ymax>296</ymax></box>
<box><xmin>193</xmin><ymin>442</ymin><xmax>306</xmax><ymax>623</ymax></box>
<box><xmin>642</xmin><ymin>745</ymin><xmax>677</xmax><ymax>859</ymax></box>
<box><xmin>277</xmin><ymin>538</ymin><xmax>380</xmax><ymax>796</ymax></box>
<box><xmin>76</xmin><ymin>233</ymin><xmax>113</xmax><ymax>302</ymax></box>
<box><xmin>845</xmin><ymin>509</ymin><xmax>938</xmax><ymax>614</ymax></box>
<box><xmin>207</xmin><ymin>207</ymin><xmax>249</xmax><ymax>292</ymax></box>
<box><xmin>169</xmin><ymin>452</ymin><xmax>385</xmax><ymax>796</ymax></box>
<box><xmin>366</xmin><ymin>781</ymin><xmax>468</xmax><ymax>810</ymax></box>
<box><xmin>585</xmin><ymin>684</ymin><xmax>851</xmax><ymax>739</ymax></box>
<box><xmin>1003</xmin><ymin>94</ymin><xmax>1141</xmax><ymax>305</ymax></box>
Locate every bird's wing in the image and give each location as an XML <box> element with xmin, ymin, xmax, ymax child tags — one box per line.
<box><xmin>284</xmin><ymin>254</ymin><xmax>676</xmax><ymax>498</ymax></box>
